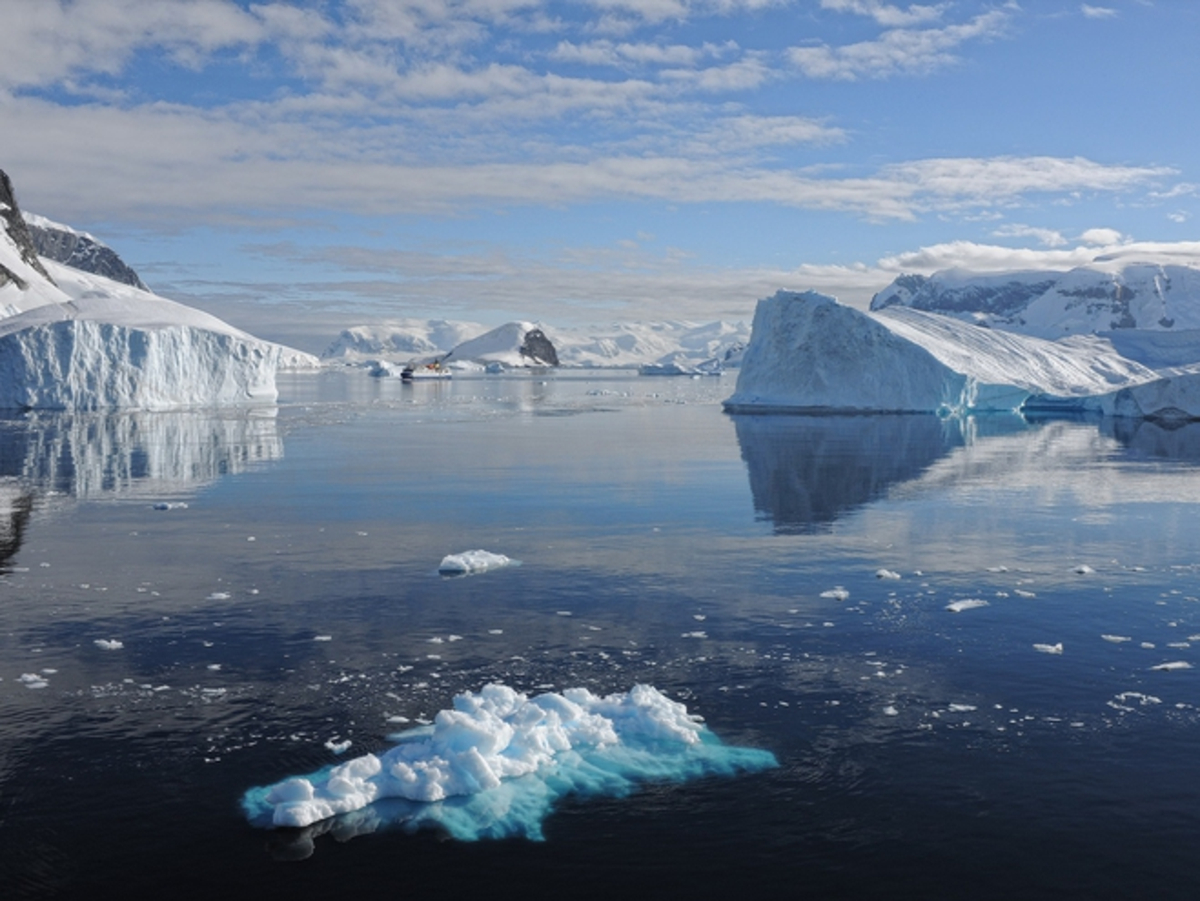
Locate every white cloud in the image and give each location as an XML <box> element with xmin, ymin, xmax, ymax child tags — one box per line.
<box><xmin>1078</xmin><ymin>227</ymin><xmax>1125</xmax><ymax>245</ymax></box>
<box><xmin>820</xmin><ymin>0</ymin><xmax>947</xmax><ymax>28</ymax></box>
<box><xmin>789</xmin><ymin>10</ymin><xmax>1009</xmax><ymax>80</ymax></box>
<box><xmin>991</xmin><ymin>224</ymin><xmax>1068</xmax><ymax>247</ymax></box>
<box><xmin>1081</xmin><ymin>5</ymin><xmax>1119</xmax><ymax>20</ymax></box>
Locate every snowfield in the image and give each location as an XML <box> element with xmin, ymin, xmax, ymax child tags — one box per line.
<box><xmin>725</xmin><ymin>290</ymin><xmax>1200</xmax><ymax>419</ymax></box>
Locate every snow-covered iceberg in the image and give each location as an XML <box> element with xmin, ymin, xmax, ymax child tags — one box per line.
<box><xmin>724</xmin><ymin>290</ymin><xmax>1200</xmax><ymax>419</ymax></box>
<box><xmin>0</xmin><ymin>169</ymin><xmax>316</xmax><ymax>409</ymax></box>
<box><xmin>242</xmin><ymin>683</ymin><xmax>777</xmax><ymax>841</ymax></box>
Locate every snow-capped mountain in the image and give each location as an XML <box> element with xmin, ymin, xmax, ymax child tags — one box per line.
<box><xmin>323</xmin><ymin>317</ymin><xmax>750</xmax><ymax>370</ymax></box>
<box><xmin>726</xmin><ymin>290</ymin><xmax>1200</xmax><ymax>420</ymax></box>
<box><xmin>22</xmin><ymin>211</ymin><xmax>149</xmax><ymax>290</ymax></box>
<box><xmin>0</xmin><ymin>168</ymin><xmax>315</xmax><ymax>409</ymax></box>
<box><xmin>870</xmin><ymin>256</ymin><xmax>1200</xmax><ymax>344</ymax></box>
<box><xmin>322</xmin><ymin>319</ymin><xmax>489</xmax><ymax>361</ymax></box>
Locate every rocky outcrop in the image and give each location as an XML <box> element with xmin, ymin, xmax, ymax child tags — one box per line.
<box><xmin>0</xmin><ymin>170</ymin><xmax>55</xmax><ymax>289</ymax></box>
<box><xmin>519</xmin><ymin>327</ymin><xmax>559</xmax><ymax>366</ymax></box>
<box><xmin>24</xmin><ymin>213</ymin><xmax>148</xmax><ymax>290</ymax></box>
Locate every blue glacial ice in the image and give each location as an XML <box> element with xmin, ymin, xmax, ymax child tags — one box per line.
<box><xmin>242</xmin><ymin>683</ymin><xmax>777</xmax><ymax>841</ymax></box>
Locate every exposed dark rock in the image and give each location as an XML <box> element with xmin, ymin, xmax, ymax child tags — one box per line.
<box><xmin>519</xmin><ymin>328</ymin><xmax>558</xmax><ymax>366</ymax></box>
<box><xmin>24</xmin><ymin>215</ymin><xmax>148</xmax><ymax>291</ymax></box>
<box><xmin>0</xmin><ymin>169</ymin><xmax>55</xmax><ymax>289</ymax></box>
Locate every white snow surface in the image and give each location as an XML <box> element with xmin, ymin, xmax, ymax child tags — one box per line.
<box><xmin>0</xmin><ymin>222</ymin><xmax>316</xmax><ymax>408</ymax></box>
<box><xmin>725</xmin><ymin>290</ymin><xmax>1200</xmax><ymax>418</ymax></box>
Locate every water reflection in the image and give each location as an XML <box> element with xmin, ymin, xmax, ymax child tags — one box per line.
<box><xmin>0</xmin><ymin>409</ymin><xmax>282</xmax><ymax>499</ymax></box>
<box><xmin>731</xmin><ymin>414</ymin><xmax>976</xmax><ymax>533</ymax></box>
<box><xmin>1104</xmin><ymin>417</ymin><xmax>1200</xmax><ymax>464</ymax></box>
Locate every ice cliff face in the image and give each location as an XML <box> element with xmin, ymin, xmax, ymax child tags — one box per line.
<box><xmin>22</xmin><ymin>212</ymin><xmax>148</xmax><ymax>291</ymax></box>
<box><xmin>0</xmin><ymin>168</ymin><xmax>315</xmax><ymax>409</ymax></box>
<box><xmin>871</xmin><ymin>261</ymin><xmax>1200</xmax><ymax>341</ymax></box>
<box><xmin>725</xmin><ymin>290</ymin><xmax>1200</xmax><ymax>420</ymax></box>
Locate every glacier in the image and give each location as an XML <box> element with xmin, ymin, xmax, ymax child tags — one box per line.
<box><xmin>0</xmin><ymin>169</ymin><xmax>316</xmax><ymax>409</ymax></box>
<box><xmin>242</xmin><ymin>683</ymin><xmax>777</xmax><ymax>842</ymax></box>
<box><xmin>724</xmin><ymin>290</ymin><xmax>1200</xmax><ymax>419</ymax></box>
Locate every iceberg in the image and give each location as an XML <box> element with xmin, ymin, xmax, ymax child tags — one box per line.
<box><xmin>437</xmin><ymin>549</ymin><xmax>517</xmax><ymax>575</ymax></box>
<box><xmin>242</xmin><ymin>684</ymin><xmax>777</xmax><ymax>842</ymax></box>
<box><xmin>724</xmin><ymin>290</ymin><xmax>1200</xmax><ymax>419</ymax></box>
<box><xmin>0</xmin><ymin>169</ymin><xmax>316</xmax><ymax>409</ymax></box>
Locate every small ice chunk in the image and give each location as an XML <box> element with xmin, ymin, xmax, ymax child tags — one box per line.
<box><xmin>1033</xmin><ymin>643</ymin><xmax>1063</xmax><ymax>655</ymax></box>
<box><xmin>1073</xmin><ymin>564</ymin><xmax>1095</xmax><ymax>575</ymax></box>
<box><xmin>946</xmin><ymin>599</ymin><xmax>989</xmax><ymax>613</ymax></box>
<box><xmin>325</xmin><ymin>738</ymin><xmax>353</xmax><ymax>754</ymax></box>
<box><xmin>314</xmin><ymin>635</ymin><xmax>333</xmax><ymax>642</ymax></box>
<box><xmin>19</xmin><ymin>673</ymin><xmax>49</xmax><ymax>688</ymax></box>
<box><xmin>875</xmin><ymin>569</ymin><xmax>901</xmax><ymax>580</ymax></box>
<box><xmin>207</xmin><ymin>592</ymin><xmax>231</xmax><ymax>600</ymax></box>
<box><xmin>1151</xmin><ymin>661</ymin><xmax>1193</xmax><ymax>671</ymax></box>
<box><xmin>1102</xmin><ymin>635</ymin><xmax>1132</xmax><ymax>643</ymax></box>
<box><xmin>681</xmin><ymin>631</ymin><xmax>707</xmax><ymax>639</ymax></box>
<box><xmin>93</xmin><ymin>639</ymin><xmax>124</xmax><ymax>650</ymax></box>
<box><xmin>948</xmin><ymin>704</ymin><xmax>977</xmax><ymax>713</ymax></box>
<box><xmin>207</xmin><ymin>663</ymin><xmax>222</xmax><ymax>671</ymax></box>
<box><xmin>820</xmin><ymin>587</ymin><xmax>850</xmax><ymax>601</ymax></box>
<box><xmin>152</xmin><ymin>502</ymin><xmax>189</xmax><ymax>511</ymax></box>
<box><xmin>1014</xmin><ymin>589</ymin><xmax>1037</xmax><ymax>598</ymax></box>
<box><xmin>882</xmin><ymin>705</ymin><xmax>899</xmax><ymax>716</ymax></box>
<box><xmin>438</xmin><ymin>550</ymin><xmax>517</xmax><ymax>575</ymax></box>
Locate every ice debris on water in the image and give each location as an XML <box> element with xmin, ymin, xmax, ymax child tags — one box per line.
<box><xmin>93</xmin><ymin>639</ymin><xmax>123</xmax><ymax>650</ymax></box>
<box><xmin>1150</xmin><ymin>661</ymin><xmax>1193</xmax><ymax>671</ymax></box>
<box><xmin>325</xmin><ymin>738</ymin><xmax>353</xmax><ymax>754</ymax></box>
<box><xmin>820</xmin><ymin>587</ymin><xmax>849</xmax><ymax>601</ymax></box>
<box><xmin>19</xmin><ymin>673</ymin><xmax>49</xmax><ymax>689</ymax></box>
<box><xmin>875</xmin><ymin>569</ymin><xmax>901</xmax><ymax>580</ymax></box>
<box><xmin>945</xmin><ymin>599</ymin><xmax>989</xmax><ymax>613</ymax></box>
<box><xmin>152</xmin><ymin>502</ymin><xmax>189</xmax><ymax>511</ymax></box>
<box><xmin>1033</xmin><ymin>643</ymin><xmax>1064</xmax><ymax>655</ymax></box>
<box><xmin>1073</xmin><ymin>564</ymin><xmax>1095</xmax><ymax>575</ymax></box>
<box><xmin>242</xmin><ymin>683</ymin><xmax>778</xmax><ymax>840</ymax></box>
<box><xmin>438</xmin><ymin>550</ymin><xmax>518</xmax><ymax>575</ymax></box>
<box><xmin>1102</xmin><ymin>635</ymin><xmax>1132</xmax><ymax>643</ymax></box>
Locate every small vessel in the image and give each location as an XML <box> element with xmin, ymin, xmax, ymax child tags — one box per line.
<box><xmin>401</xmin><ymin>360</ymin><xmax>453</xmax><ymax>381</ymax></box>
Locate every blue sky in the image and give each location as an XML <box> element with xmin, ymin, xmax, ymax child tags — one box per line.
<box><xmin>1</xmin><ymin>0</ymin><xmax>1198</xmax><ymax>350</ymax></box>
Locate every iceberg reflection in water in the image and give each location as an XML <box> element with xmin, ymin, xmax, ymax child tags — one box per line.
<box><xmin>0</xmin><ymin>408</ymin><xmax>282</xmax><ymax>500</ymax></box>
<box><xmin>730</xmin><ymin>413</ymin><xmax>975</xmax><ymax>533</ymax></box>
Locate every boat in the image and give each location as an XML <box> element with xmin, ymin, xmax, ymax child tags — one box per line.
<box><xmin>401</xmin><ymin>360</ymin><xmax>453</xmax><ymax>381</ymax></box>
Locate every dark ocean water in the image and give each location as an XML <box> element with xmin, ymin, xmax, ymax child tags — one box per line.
<box><xmin>2</xmin><ymin>370</ymin><xmax>1199</xmax><ymax>900</ymax></box>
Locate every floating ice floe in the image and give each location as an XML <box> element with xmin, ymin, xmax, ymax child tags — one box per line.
<box><xmin>820</xmin><ymin>587</ymin><xmax>850</xmax><ymax>601</ymax></box>
<box><xmin>1101</xmin><ymin>634</ymin><xmax>1132</xmax><ymax>643</ymax></box>
<box><xmin>437</xmin><ymin>550</ymin><xmax>518</xmax><ymax>576</ymax></box>
<box><xmin>945</xmin><ymin>599</ymin><xmax>990</xmax><ymax>613</ymax></box>
<box><xmin>243</xmin><ymin>683</ymin><xmax>777</xmax><ymax>840</ymax></box>
<box><xmin>1150</xmin><ymin>661</ymin><xmax>1193</xmax><ymax>671</ymax></box>
<box><xmin>1073</xmin><ymin>564</ymin><xmax>1095</xmax><ymax>575</ymax></box>
<box><xmin>152</xmin><ymin>502</ymin><xmax>188</xmax><ymax>510</ymax></box>
<box><xmin>19</xmin><ymin>672</ymin><xmax>49</xmax><ymax>689</ymax></box>
<box><xmin>1033</xmin><ymin>642</ymin><xmax>1064</xmax><ymax>655</ymax></box>
<box><xmin>875</xmin><ymin>569</ymin><xmax>901</xmax><ymax>580</ymax></box>
<box><xmin>324</xmin><ymin>738</ymin><xmax>353</xmax><ymax>754</ymax></box>
<box><xmin>93</xmin><ymin>638</ymin><xmax>123</xmax><ymax>650</ymax></box>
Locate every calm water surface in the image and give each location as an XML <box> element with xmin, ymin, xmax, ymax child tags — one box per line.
<box><xmin>2</xmin><ymin>370</ymin><xmax>1200</xmax><ymax>899</ymax></box>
